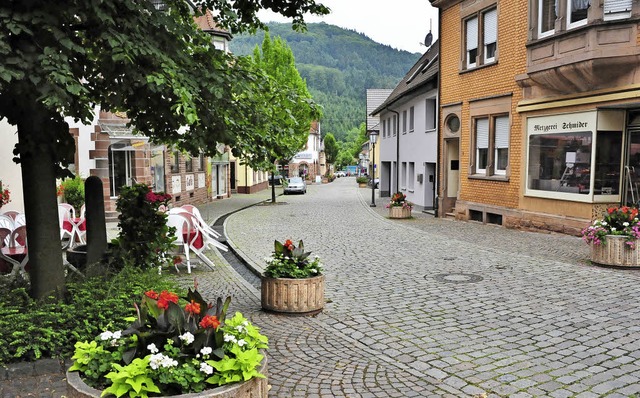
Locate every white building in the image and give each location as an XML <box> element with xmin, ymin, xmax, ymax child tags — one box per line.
<box><xmin>287</xmin><ymin>121</ymin><xmax>322</xmax><ymax>182</ymax></box>
<box><xmin>371</xmin><ymin>42</ymin><xmax>439</xmax><ymax>210</ymax></box>
<box><xmin>0</xmin><ymin>120</ymin><xmax>23</xmax><ymax>213</ymax></box>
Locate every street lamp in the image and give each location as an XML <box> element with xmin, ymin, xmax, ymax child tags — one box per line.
<box><xmin>368</xmin><ymin>129</ymin><xmax>379</xmax><ymax>207</ymax></box>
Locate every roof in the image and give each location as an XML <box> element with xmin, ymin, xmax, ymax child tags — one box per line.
<box><xmin>366</xmin><ymin>89</ymin><xmax>393</xmax><ymax>131</ymax></box>
<box><xmin>193</xmin><ymin>10</ymin><xmax>232</xmax><ymax>40</ymax></box>
<box><xmin>371</xmin><ymin>40</ymin><xmax>439</xmax><ymax>116</ymax></box>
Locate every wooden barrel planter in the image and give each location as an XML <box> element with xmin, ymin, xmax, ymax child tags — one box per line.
<box><xmin>590</xmin><ymin>235</ymin><xmax>640</xmax><ymax>268</ymax></box>
<box><xmin>388</xmin><ymin>206</ymin><xmax>411</xmax><ymax>219</ymax></box>
<box><xmin>261</xmin><ymin>275</ymin><xmax>324</xmax><ymax>315</ymax></box>
<box><xmin>66</xmin><ymin>354</ymin><xmax>268</xmax><ymax>398</ymax></box>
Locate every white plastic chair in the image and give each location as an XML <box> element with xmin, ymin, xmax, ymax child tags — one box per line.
<box><xmin>1</xmin><ymin>210</ymin><xmax>19</xmax><ymax>220</ymax></box>
<box><xmin>167</xmin><ymin>213</ymin><xmax>192</xmax><ymax>273</ymax></box>
<box><xmin>58</xmin><ymin>205</ymin><xmax>74</xmax><ymax>248</ymax></box>
<box><xmin>186</xmin><ymin>206</ymin><xmax>222</xmax><ymax>239</ymax></box>
<box><xmin>14</xmin><ymin>213</ymin><xmax>26</xmax><ymax>228</ymax></box>
<box><xmin>0</xmin><ymin>215</ymin><xmax>14</xmax><ymax>247</ymax></box>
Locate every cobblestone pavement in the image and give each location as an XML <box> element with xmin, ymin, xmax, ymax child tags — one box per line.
<box><xmin>224</xmin><ymin>177</ymin><xmax>640</xmax><ymax>398</ymax></box>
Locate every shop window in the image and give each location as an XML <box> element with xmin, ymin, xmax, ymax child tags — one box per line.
<box><xmin>527</xmin><ymin>131</ymin><xmax>592</xmax><ymax>194</ymax></box>
<box><xmin>472</xmin><ymin>115</ymin><xmax>510</xmax><ymax>177</ymax></box>
<box><xmin>170</xmin><ymin>151</ymin><xmax>179</xmax><ymax>173</ymax></box>
<box><xmin>594</xmin><ymin>131</ymin><xmax>622</xmax><ymax>195</ymax></box>
<box><xmin>464</xmin><ymin>6</ymin><xmax>497</xmax><ymax>69</ymax></box>
<box><xmin>568</xmin><ymin>0</ymin><xmax>589</xmax><ymax>28</ymax></box>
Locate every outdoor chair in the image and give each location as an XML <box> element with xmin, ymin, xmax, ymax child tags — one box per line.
<box><xmin>167</xmin><ymin>213</ymin><xmax>193</xmax><ymax>273</ymax></box>
<box><xmin>58</xmin><ymin>205</ymin><xmax>74</xmax><ymax>248</ymax></box>
<box><xmin>1</xmin><ymin>210</ymin><xmax>19</xmax><ymax>220</ymax></box>
<box><xmin>182</xmin><ymin>205</ymin><xmax>222</xmax><ymax>239</ymax></box>
<box><xmin>14</xmin><ymin>213</ymin><xmax>26</xmax><ymax>228</ymax></box>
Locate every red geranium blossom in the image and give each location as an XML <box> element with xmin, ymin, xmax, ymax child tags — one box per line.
<box><xmin>199</xmin><ymin>315</ymin><xmax>220</xmax><ymax>329</ymax></box>
<box><xmin>157</xmin><ymin>290</ymin><xmax>179</xmax><ymax>310</ymax></box>
<box><xmin>184</xmin><ymin>300</ymin><xmax>201</xmax><ymax>315</ymax></box>
<box><xmin>284</xmin><ymin>239</ymin><xmax>294</xmax><ymax>251</ymax></box>
<box><xmin>144</xmin><ymin>290</ymin><xmax>159</xmax><ymax>300</ymax></box>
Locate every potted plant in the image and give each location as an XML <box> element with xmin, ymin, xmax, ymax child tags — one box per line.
<box><xmin>582</xmin><ymin>206</ymin><xmax>640</xmax><ymax>267</ymax></box>
<box><xmin>356</xmin><ymin>176</ymin><xmax>368</xmax><ymax>187</ymax></box>
<box><xmin>61</xmin><ymin>175</ymin><xmax>85</xmax><ymax>215</ymax></box>
<box><xmin>261</xmin><ymin>239</ymin><xmax>324</xmax><ymax>315</ymax></box>
<box><xmin>386</xmin><ymin>192</ymin><xmax>413</xmax><ymax>219</ymax></box>
<box><xmin>66</xmin><ymin>284</ymin><xmax>269</xmax><ymax>397</ymax></box>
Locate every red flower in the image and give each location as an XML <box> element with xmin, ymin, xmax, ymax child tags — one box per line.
<box><xmin>185</xmin><ymin>300</ymin><xmax>201</xmax><ymax>315</ymax></box>
<box><xmin>284</xmin><ymin>239</ymin><xmax>294</xmax><ymax>250</ymax></box>
<box><xmin>199</xmin><ymin>315</ymin><xmax>220</xmax><ymax>329</ymax></box>
<box><xmin>157</xmin><ymin>290</ymin><xmax>179</xmax><ymax>310</ymax></box>
<box><xmin>144</xmin><ymin>290</ymin><xmax>159</xmax><ymax>300</ymax></box>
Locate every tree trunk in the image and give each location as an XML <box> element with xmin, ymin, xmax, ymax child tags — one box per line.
<box><xmin>271</xmin><ymin>171</ymin><xmax>277</xmax><ymax>203</ymax></box>
<box><xmin>17</xmin><ymin>110</ymin><xmax>66</xmax><ymax>299</ymax></box>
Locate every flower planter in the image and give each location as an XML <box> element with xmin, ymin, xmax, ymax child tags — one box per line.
<box><xmin>358</xmin><ymin>183</ymin><xmax>367</xmax><ymax>188</ymax></box>
<box><xmin>66</xmin><ymin>354</ymin><xmax>268</xmax><ymax>398</ymax></box>
<box><xmin>261</xmin><ymin>275</ymin><xmax>324</xmax><ymax>315</ymax></box>
<box><xmin>590</xmin><ymin>235</ymin><xmax>640</xmax><ymax>268</ymax></box>
<box><xmin>388</xmin><ymin>206</ymin><xmax>411</xmax><ymax>219</ymax></box>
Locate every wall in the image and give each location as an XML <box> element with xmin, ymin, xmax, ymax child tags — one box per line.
<box><xmin>0</xmin><ymin>120</ymin><xmax>23</xmax><ymax>213</ymax></box>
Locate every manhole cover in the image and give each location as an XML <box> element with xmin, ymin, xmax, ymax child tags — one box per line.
<box><xmin>431</xmin><ymin>273</ymin><xmax>484</xmax><ymax>284</ymax></box>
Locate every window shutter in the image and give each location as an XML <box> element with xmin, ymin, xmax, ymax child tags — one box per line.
<box><xmin>495</xmin><ymin>116</ymin><xmax>509</xmax><ymax>149</ymax></box>
<box><xmin>476</xmin><ymin>118</ymin><xmax>489</xmax><ymax>149</ymax></box>
<box><xmin>604</xmin><ymin>0</ymin><xmax>631</xmax><ymax>13</ymax></box>
<box><xmin>466</xmin><ymin>17</ymin><xmax>478</xmax><ymax>51</ymax></box>
<box><xmin>484</xmin><ymin>9</ymin><xmax>497</xmax><ymax>45</ymax></box>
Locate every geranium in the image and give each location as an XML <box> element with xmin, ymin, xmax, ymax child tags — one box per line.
<box><xmin>264</xmin><ymin>239</ymin><xmax>323</xmax><ymax>279</ymax></box>
<box><xmin>145</xmin><ymin>191</ymin><xmax>172</xmax><ymax>204</ymax></box>
<box><xmin>582</xmin><ymin>206</ymin><xmax>640</xmax><ymax>248</ymax></box>
<box><xmin>385</xmin><ymin>192</ymin><xmax>413</xmax><ymax>210</ymax></box>
<box><xmin>69</xmin><ymin>285</ymin><xmax>268</xmax><ymax>397</ymax></box>
<box><xmin>0</xmin><ymin>181</ymin><xmax>10</xmax><ymax>209</ymax></box>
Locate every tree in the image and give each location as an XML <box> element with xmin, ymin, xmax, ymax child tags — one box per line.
<box><xmin>0</xmin><ymin>0</ymin><xmax>328</xmax><ymax>299</ymax></box>
<box><xmin>232</xmin><ymin>32</ymin><xmax>320</xmax><ymax>203</ymax></box>
<box><xmin>323</xmin><ymin>133</ymin><xmax>338</xmax><ymax>168</ymax></box>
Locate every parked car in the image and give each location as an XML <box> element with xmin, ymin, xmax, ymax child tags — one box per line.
<box><xmin>368</xmin><ymin>178</ymin><xmax>380</xmax><ymax>188</ymax></box>
<box><xmin>284</xmin><ymin>176</ymin><xmax>307</xmax><ymax>194</ymax></box>
<box><xmin>334</xmin><ymin>171</ymin><xmax>346</xmax><ymax>177</ymax></box>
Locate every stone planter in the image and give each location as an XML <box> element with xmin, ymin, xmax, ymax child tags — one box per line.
<box><xmin>66</xmin><ymin>354</ymin><xmax>268</xmax><ymax>398</ymax></box>
<box><xmin>388</xmin><ymin>206</ymin><xmax>411</xmax><ymax>219</ymax></box>
<box><xmin>590</xmin><ymin>235</ymin><xmax>640</xmax><ymax>268</ymax></box>
<box><xmin>358</xmin><ymin>183</ymin><xmax>367</xmax><ymax>188</ymax></box>
<box><xmin>261</xmin><ymin>275</ymin><xmax>324</xmax><ymax>315</ymax></box>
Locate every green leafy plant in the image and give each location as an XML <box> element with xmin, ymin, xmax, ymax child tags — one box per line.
<box><xmin>264</xmin><ymin>239</ymin><xmax>323</xmax><ymax>278</ymax></box>
<box><xmin>110</xmin><ymin>184</ymin><xmax>174</xmax><ymax>271</ymax></box>
<box><xmin>68</xmin><ymin>284</ymin><xmax>268</xmax><ymax>397</ymax></box>
<box><xmin>61</xmin><ymin>175</ymin><xmax>85</xmax><ymax>214</ymax></box>
<box><xmin>356</xmin><ymin>176</ymin><xmax>368</xmax><ymax>184</ymax></box>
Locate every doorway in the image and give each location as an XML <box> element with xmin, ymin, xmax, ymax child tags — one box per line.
<box><xmin>443</xmin><ymin>138</ymin><xmax>460</xmax><ymax>214</ymax></box>
<box><xmin>108</xmin><ymin>142</ymin><xmax>135</xmax><ymax>197</ymax></box>
<box><xmin>424</xmin><ymin>162</ymin><xmax>436</xmax><ymax>210</ymax></box>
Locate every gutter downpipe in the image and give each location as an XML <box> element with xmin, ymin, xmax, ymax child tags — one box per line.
<box><xmin>387</xmin><ymin>107</ymin><xmax>400</xmax><ymax>193</ymax></box>
<box><xmin>434</xmin><ymin>12</ymin><xmax>442</xmax><ymax>218</ymax></box>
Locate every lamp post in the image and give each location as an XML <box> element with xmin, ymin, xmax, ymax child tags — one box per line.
<box><xmin>368</xmin><ymin>129</ymin><xmax>379</xmax><ymax>207</ymax></box>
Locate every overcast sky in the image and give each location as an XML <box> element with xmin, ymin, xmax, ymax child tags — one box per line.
<box><xmin>258</xmin><ymin>0</ymin><xmax>439</xmax><ymax>54</ymax></box>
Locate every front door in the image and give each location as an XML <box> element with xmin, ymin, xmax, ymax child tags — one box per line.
<box><xmin>108</xmin><ymin>143</ymin><xmax>135</xmax><ymax>197</ymax></box>
<box><xmin>443</xmin><ymin>138</ymin><xmax>460</xmax><ymax>215</ymax></box>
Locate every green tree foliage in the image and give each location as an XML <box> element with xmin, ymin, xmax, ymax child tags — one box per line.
<box><xmin>0</xmin><ymin>0</ymin><xmax>328</xmax><ymax>299</ymax></box>
<box><xmin>230</xmin><ymin>22</ymin><xmax>420</xmax><ymax>140</ymax></box>
<box><xmin>323</xmin><ymin>133</ymin><xmax>338</xmax><ymax>165</ymax></box>
<box><xmin>233</xmin><ymin>33</ymin><xmax>321</xmax><ymax>203</ymax></box>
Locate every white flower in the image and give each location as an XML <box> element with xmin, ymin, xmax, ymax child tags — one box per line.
<box><xmin>235</xmin><ymin>325</ymin><xmax>246</xmax><ymax>333</ymax></box>
<box><xmin>149</xmin><ymin>353</ymin><xmax>178</xmax><ymax>370</ymax></box>
<box><xmin>99</xmin><ymin>331</ymin><xmax>113</xmax><ymax>341</ymax></box>
<box><xmin>602</xmin><ymin>221</ymin><xmax>608</xmax><ymax>226</ymax></box>
<box><xmin>241</xmin><ymin>321</ymin><xmax>249</xmax><ymax>327</ymax></box>
<box><xmin>624</xmin><ymin>222</ymin><xmax>630</xmax><ymax>227</ymax></box>
<box><xmin>612</xmin><ymin>227</ymin><xmax>617</xmax><ymax>231</ymax></box>
<box><xmin>200</xmin><ymin>346</ymin><xmax>213</xmax><ymax>356</ymax></box>
<box><xmin>310</xmin><ymin>268</ymin><xmax>318</xmax><ymax>274</ymax></box>
<box><xmin>179</xmin><ymin>332</ymin><xmax>194</xmax><ymax>345</ymax></box>
<box><xmin>237</xmin><ymin>339</ymin><xmax>247</xmax><ymax>347</ymax></box>
<box><xmin>224</xmin><ymin>334</ymin><xmax>237</xmax><ymax>343</ymax></box>
<box><xmin>161</xmin><ymin>356</ymin><xmax>178</xmax><ymax>368</ymax></box>
<box><xmin>200</xmin><ymin>362</ymin><xmax>214</xmax><ymax>375</ymax></box>
<box><xmin>147</xmin><ymin>343</ymin><xmax>159</xmax><ymax>354</ymax></box>
<box><xmin>112</xmin><ymin>330</ymin><xmax>122</xmax><ymax>340</ymax></box>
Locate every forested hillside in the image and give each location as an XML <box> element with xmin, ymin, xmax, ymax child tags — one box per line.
<box><xmin>230</xmin><ymin>22</ymin><xmax>421</xmax><ymax>141</ymax></box>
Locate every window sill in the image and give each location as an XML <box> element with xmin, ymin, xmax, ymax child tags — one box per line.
<box><xmin>401</xmin><ymin>187</ymin><xmax>407</xmax><ymax>191</ymax></box>
<box><xmin>460</xmin><ymin>60</ymin><xmax>498</xmax><ymax>75</ymax></box>
<box><xmin>425</xmin><ymin>129</ymin><xmax>436</xmax><ymax>134</ymax></box>
<box><xmin>468</xmin><ymin>174</ymin><xmax>509</xmax><ymax>182</ymax></box>
<box><xmin>408</xmin><ymin>189</ymin><xmax>414</xmax><ymax>193</ymax></box>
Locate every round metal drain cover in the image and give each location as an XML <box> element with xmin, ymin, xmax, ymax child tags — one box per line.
<box><xmin>431</xmin><ymin>273</ymin><xmax>484</xmax><ymax>284</ymax></box>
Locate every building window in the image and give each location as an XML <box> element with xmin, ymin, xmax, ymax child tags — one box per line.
<box><xmin>426</xmin><ymin>98</ymin><xmax>437</xmax><ymax>131</ymax></box>
<box><xmin>408</xmin><ymin>162</ymin><xmax>415</xmax><ymax>191</ymax></box>
<box><xmin>197</xmin><ymin>153</ymin><xmax>205</xmax><ymax>171</ymax></box>
<box><xmin>568</xmin><ymin>0</ymin><xmax>589</xmax><ymax>28</ymax></box>
<box><xmin>604</xmin><ymin>0</ymin><xmax>631</xmax><ymax>20</ymax></box>
<box><xmin>472</xmin><ymin>114</ymin><xmax>509</xmax><ymax>176</ymax></box>
<box><xmin>539</xmin><ymin>0</ymin><xmax>556</xmax><ymax>37</ymax></box>
<box><xmin>185</xmin><ymin>155</ymin><xmax>193</xmax><ymax>172</ymax></box>
<box><xmin>393</xmin><ymin>114</ymin><xmax>397</xmax><ymax>136</ymax></box>
<box><xmin>171</xmin><ymin>151</ymin><xmax>179</xmax><ymax>173</ymax></box>
<box><xmin>401</xmin><ymin>162</ymin><xmax>407</xmax><ymax>189</ymax></box>
<box><xmin>402</xmin><ymin>110</ymin><xmax>407</xmax><ymax>133</ymax></box>
<box><xmin>409</xmin><ymin>106</ymin><xmax>415</xmax><ymax>132</ymax></box>
<box><xmin>465</xmin><ymin>7</ymin><xmax>497</xmax><ymax>69</ymax></box>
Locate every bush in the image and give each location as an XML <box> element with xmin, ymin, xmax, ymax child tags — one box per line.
<box><xmin>356</xmin><ymin>176</ymin><xmax>368</xmax><ymax>184</ymax></box>
<box><xmin>0</xmin><ymin>267</ymin><xmax>182</xmax><ymax>364</ymax></box>
<box><xmin>61</xmin><ymin>175</ymin><xmax>85</xmax><ymax>214</ymax></box>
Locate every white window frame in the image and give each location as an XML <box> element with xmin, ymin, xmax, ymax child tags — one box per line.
<box><xmin>475</xmin><ymin>118</ymin><xmax>489</xmax><ymax>175</ymax></box>
<box><xmin>603</xmin><ymin>0</ymin><xmax>632</xmax><ymax>20</ymax></box>
<box><xmin>402</xmin><ymin>110</ymin><xmax>407</xmax><ymax>134</ymax></box>
<box><xmin>409</xmin><ymin>106</ymin><xmax>415</xmax><ymax>132</ymax></box>
<box><xmin>494</xmin><ymin>116</ymin><xmax>509</xmax><ymax>176</ymax></box>
<box><xmin>401</xmin><ymin>162</ymin><xmax>407</xmax><ymax>190</ymax></box>
<box><xmin>567</xmin><ymin>0</ymin><xmax>589</xmax><ymax>29</ymax></box>
<box><xmin>408</xmin><ymin>162</ymin><xmax>415</xmax><ymax>191</ymax></box>
<box><xmin>538</xmin><ymin>0</ymin><xmax>556</xmax><ymax>38</ymax></box>
<box><xmin>426</xmin><ymin>98</ymin><xmax>437</xmax><ymax>131</ymax></box>
<box><xmin>465</xmin><ymin>16</ymin><xmax>479</xmax><ymax>68</ymax></box>
<box><xmin>483</xmin><ymin>8</ymin><xmax>497</xmax><ymax>63</ymax></box>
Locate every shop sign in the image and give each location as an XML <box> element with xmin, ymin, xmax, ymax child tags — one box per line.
<box><xmin>528</xmin><ymin>111</ymin><xmax>596</xmax><ymax>135</ymax></box>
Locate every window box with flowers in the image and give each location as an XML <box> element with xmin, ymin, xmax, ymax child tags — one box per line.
<box><xmin>261</xmin><ymin>239</ymin><xmax>325</xmax><ymax>315</ymax></box>
<box><xmin>386</xmin><ymin>192</ymin><xmax>413</xmax><ymax>219</ymax></box>
<box><xmin>582</xmin><ymin>206</ymin><xmax>640</xmax><ymax>268</ymax></box>
<box><xmin>66</xmin><ymin>284</ymin><xmax>269</xmax><ymax>398</ymax></box>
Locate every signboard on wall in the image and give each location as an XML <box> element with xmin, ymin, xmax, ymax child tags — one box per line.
<box><xmin>198</xmin><ymin>173</ymin><xmax>206</xmax><ymax>188</ymax></box>
<box><xmin>171</xmin><ymin>176</ymin><xmax>181</xmax><ymax>194</ymax></box>
<box><xmin>186</xmin><ymin>174</ymin><xmax>195</xmax><ymax>191</ymax></box>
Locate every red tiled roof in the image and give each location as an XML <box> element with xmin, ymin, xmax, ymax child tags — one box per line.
<box><xmin>193</xmin><ymin>9</ymin><xmax>232</xmax><ymax>39</ymax></box>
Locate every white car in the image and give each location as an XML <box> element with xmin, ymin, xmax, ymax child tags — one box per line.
<box><xmin>284</xmin><ymin>177</ymin><xmax>307</xmax><ymax>194</ymax></box>
<box><xmin>334</xmin><ymin>171</ymin><xmax>346</xmax><ymax>177</ymax></box>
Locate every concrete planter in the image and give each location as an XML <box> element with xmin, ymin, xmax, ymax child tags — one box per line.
<box><xmin>261</xmin><ymin>275</ymin><xmax>324</xmax><ymax>315</ymax></box>
<box><xmin>590</xmin><ymin>235</ymin><xmax>640</xmax><ymax>267</ymax></box>
<box><xmin>388</xmin><ymin>206</ymin><xmax>411</xmax><ymax>219</ymax></box>
<box><xmin>66</xmin><ymin>354</ymin><xmax>268</xmax><ymax>398</ymax></box>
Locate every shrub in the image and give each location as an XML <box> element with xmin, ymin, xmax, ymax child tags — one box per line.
<box><xmin>356</xmin><ymin>176</ymin><xmax>368</xmax><ymax>184</ymax></box>
<box><xmin>61</xmin><ymin>175</ymin><xmax>85</xmax><ymax>214</ymax></box>
<box><xmin>0</xmin><ymin>267</ymin><xmax>182</xmax><ymax>364</ymax></box>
